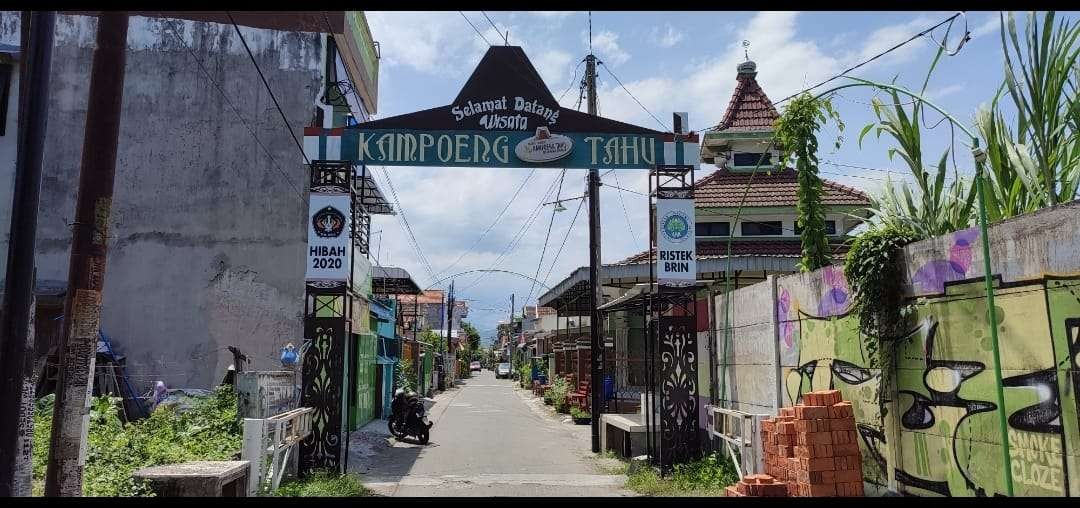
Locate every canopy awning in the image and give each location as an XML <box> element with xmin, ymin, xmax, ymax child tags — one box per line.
<box><xmin>372</xmin><ymin>266</ymin><xmax>421</xmax><ymax>295</ymax></box>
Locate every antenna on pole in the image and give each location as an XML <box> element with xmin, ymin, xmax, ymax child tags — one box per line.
<box><xmin>743</xmin><ymin>40</ymin><xmax>750</xmax><ymax>61</ymax></box>
<box><xmin>588</xmin><ymin>11</ymin><xmax>593</xmax><ymax>54</ymax></box>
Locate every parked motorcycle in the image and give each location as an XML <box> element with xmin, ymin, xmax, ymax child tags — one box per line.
<box><xmin>388</xmin><ymin>388</ymin><xmax>432</xmax><ymax>444</ymax></box>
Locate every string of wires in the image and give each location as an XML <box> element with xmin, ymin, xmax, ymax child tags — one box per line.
<box><xmin>459</xmin><ymin>11</ymin><xmax>492</xmax><ymax>45</ymax></box>
<box><xmin>598</xmin><ymin>61</ymin><xmax>670</xmax><ymax>131</ymax></box>
<box><xmin>157</xmin><ymin>14</ymin><xmax>305</xmax><ymax>201</ymax></box>
<box><xmin>481</xmin><ymin>11</ymin><xmax>509</xmax><ymax>45</ymax></box>
<box><xmin>524</xmin><ymin>169</ymin><xmax>566</xmax><ymax>305</ymax></box>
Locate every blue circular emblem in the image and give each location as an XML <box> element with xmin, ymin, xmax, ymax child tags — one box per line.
<box><xmin>662</xmin><ymin>212</ymin><xmax>690</xmax><ymax>243</ymax></box>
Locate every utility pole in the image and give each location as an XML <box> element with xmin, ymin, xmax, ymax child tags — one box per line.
<box><xmin>0</xmin><ymin>11</ymin><xmax>55</xmax><ymax>497</ymax></box>
<box><xmin>509</xmin><ymin>293</ymin><xmax>514</xmax><ymax>367</ymax></box>
<box><xmin>585</xmin><ymin>52</ymin><xmax>603</xmax><ymax>454</ymax></box>
<box><xmin>45</xmin><ymin>12</ymin><xmax>129</xmax><ymax>497</ymax></box>
<box><xmin>445</xmin><ymin>280</ymin><xmax>454</xmax><ymax>385</ymax></box>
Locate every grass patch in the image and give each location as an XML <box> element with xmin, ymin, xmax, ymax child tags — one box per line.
<box><xmin>274</xmin><ymin>470</ymin><xmax>375</xmax><ymax>497</ymax></box>
<box><xmin>32</xmin><ymin>387</ymin><xmax>242</xmax><ymax>497</ymax></box>
<box><xmin>624</xmin><ymin>452</ymin><xmax>738</xmax><ymax>497</ymax></box>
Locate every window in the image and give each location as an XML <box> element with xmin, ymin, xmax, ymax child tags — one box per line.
<box><xmin>0</xmin><ymin>63</ymin><xmax>11</xmax><ymax>136</ymax></box>
<box><xmin>794</xmin><ymin>220</ymin><xmax>837</xmax><ymax>236</ymax></box>
<box><xmin>732</xmin><ymin>152</ymin><xmax>772</xmax><ymax>167</ymax></box>
<box><xmin>696</xmin><ymin>221</ymin><xmax>730</xmax><ymax>236</ymax></box>
<box><xmin>741</xmin><ymin>221</ymin><xmax>783</xmax><ymax>236</ymax></box>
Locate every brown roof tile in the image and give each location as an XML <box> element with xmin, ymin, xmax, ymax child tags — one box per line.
<box><xmin>693</xmin><ymin>169</ymin><xmax>871</xmax><ymax>208</ymax></box>
<box><xmin>716</xmin><ymin>70</ymin><xmax>780</xmax><ymax>132</ymax></box>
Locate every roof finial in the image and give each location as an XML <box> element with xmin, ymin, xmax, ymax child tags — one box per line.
<box><xmin>743</xmin><ymin>40</ymin><xmax>750</xmax><ymax>61</ymax></box>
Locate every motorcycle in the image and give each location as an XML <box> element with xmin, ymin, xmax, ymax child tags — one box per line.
<box><xmin>388</xmin><ymin>388</ymin><xmax>432</xmax><ymax>444</ymax></box>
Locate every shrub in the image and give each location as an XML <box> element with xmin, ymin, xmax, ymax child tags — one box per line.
<box><xmin>549</xmin><ymin>377</ymin><xmax>570</xmax><ymax>413</ymax></box>
<box><xmin>33</xmin><ymin>386</ymin><xmax>242</xmax><ymax>497</ymax></box>
<box><xmin>625</xmin><ymin>452</ymin><xmax>738</xmax><ymax>496</ymax></box>
<box><xmin>570</xmin><ymin>407</ymin><xmax>590</xmax><ymax>420</ymax></box>
<box><xmin>274</xmin><ymin>470</ymin><xmax>373</xmax><ymax>497</ymax></box>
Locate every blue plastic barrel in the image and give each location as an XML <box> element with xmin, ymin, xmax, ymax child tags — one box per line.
<box><xmin>603</xmin><ymin>375</ymin><xmax>615</xmax><ymax>400</ymax></box>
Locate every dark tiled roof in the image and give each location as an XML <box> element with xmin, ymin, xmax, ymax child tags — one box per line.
<box><xmin>693</xmin><ymin>169</ymin><xmax>871</xmax><ymax>208</ymax></box>
<box><xmin>615</xmin><ymin>240</ymin><xmax>851</xmax><ymax>265</ymax></box>
<box><xmin>715</xmin><ymin>70</ymin><xmax>780</xmax><ymax>132</ymax></box>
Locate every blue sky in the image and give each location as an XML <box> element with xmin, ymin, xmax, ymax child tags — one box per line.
<box><xmin>362</xmin><ymin>11</ymin><xmax>1076</xmax><ymax>340</ymax></box>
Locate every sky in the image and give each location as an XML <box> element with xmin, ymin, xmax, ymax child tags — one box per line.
<box><xmin>361</xmin><ymin>10</ymin><xmax>1075</xmax><ymax>342</ymax></box>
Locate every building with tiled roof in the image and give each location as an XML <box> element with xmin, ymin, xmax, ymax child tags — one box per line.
<box><xmin>616</xmin><ymin>58</ymin><xmax>871</xmax><ymax>266</ymax></box>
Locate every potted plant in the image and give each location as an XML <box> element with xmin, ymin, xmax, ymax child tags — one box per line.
<box><xmin>570</xmin><ymin>406</ymin><xmax>591</xmax><ymax>425</ymax></box>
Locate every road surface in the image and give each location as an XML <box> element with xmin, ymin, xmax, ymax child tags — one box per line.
<box><xmin>349</xmin><ymin>370</ymin><xmax>633</xmax><ymax>497</ymax></box>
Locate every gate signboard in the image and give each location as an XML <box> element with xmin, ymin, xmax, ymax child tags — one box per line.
<box><xmin>304</xmin><ymin>46</ymin><xmax>699</xmax><ymax>170</ymax></box>
<box><xmin>305</xmin><ymin>193</ymin><xmax>352</xmax><ymax>282</ymax></box>
<box><xmin>656</xmin><ymin>196</ymin><xmax>696</xmax><ymax>287</ymax></box>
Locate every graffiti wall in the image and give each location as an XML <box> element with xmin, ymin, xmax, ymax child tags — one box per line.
<box><xmin>716</xmin><ymin>201</ymin><xmax>1080</xmax><ymax>496</ymax></box>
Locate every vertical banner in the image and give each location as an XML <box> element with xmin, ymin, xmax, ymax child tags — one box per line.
<box><xmin>656</xmin><ymin>197</ymin><xmax>697</xmax><ymax>287</ymax></box>
<box><xmin>306</xmin><ymin>193</ymin><xmax>352</xmax><ymax>282</ymax></box>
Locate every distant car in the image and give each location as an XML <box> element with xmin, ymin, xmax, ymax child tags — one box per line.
<box><xmin>470</xmin><ymin>361</ymin><xmax>481</xmax><ymax>372</ymax></box>
<box><xmin>495</xmin><ymin>363</ymin><xmax>511</xmax><ymax>379</ymax></box>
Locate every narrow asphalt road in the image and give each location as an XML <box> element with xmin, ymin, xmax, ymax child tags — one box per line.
<box><xmin>352</xmin><ymin>369</ymin><xmax>633</xmax><ymax>497</ymax></box>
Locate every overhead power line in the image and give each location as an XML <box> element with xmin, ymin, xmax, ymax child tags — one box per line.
<box><xmin>541</xmin><ymin>193</ymin><xmax>586</xmax><ymax>289</ymax></box>
<box><xmin>481</xmin><ymin>11</ymin><xmax>509</xmax><ymax>45</ymax></box>
<box><xmin>459</xmin><ymin>11</ymin><xmax>492</xmax><ymax>46</ymax></box>
<box><xmin>773</xmin><ymin>12</ymin><xmax>967</xmax><ymax>107</ymax></box>
<box><xmin>611</xmin><ymin>172</ymin><xmax>642</xmax><ymax>251</ymax></box>
<box><xmin>157</xmin><ymin>15</ymin><xmax>304</xmax><ymax>201</ymax></box>
<box><xmin>598</xmin><ymin>61</ymin><xmax>670</xmax><ymax>131</ymax></box>
<box><xmin>525</xmin><ymin>169</ymin><xmax>566</xmax><ymax>305</ymax></box>
<box><xmin>226</xmin><ymin>12</ymin><xmax>310</xmax><ymax>166</ymax></box>
<box><xmin>433</xmin><ymin>168</ymin><xmax>538</xmax><ymax>281</ymax></box>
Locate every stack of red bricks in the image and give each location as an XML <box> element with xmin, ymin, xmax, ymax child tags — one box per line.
<box><xmin>724</xmin><ymin>474</ymin><xmax>789</xmax><ymax>497</ymax></box>
<box><xmin>759</xmin><ymin>389</ymin><xmax>865</xmax><ymax>497</ymax></box>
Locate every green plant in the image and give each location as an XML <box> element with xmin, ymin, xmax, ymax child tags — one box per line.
<box><xmin>274</xmin><ymin>470</ymin><xmax>374</xmax><ymax>497</ymax></box>
<box><xmin>33</xmin><ymin>386</ymin><xmax>242</xmax><ymax>497</ymax></box>
<box><xmin>570</xmin><ymin>406</ymin><xmax>590</xmax><ymax>420</ymax></box>
<box><xmin>976</xmin><ymin>11</ymin><xmax>1080</xmax><ymax>221</ymax></box>
<box><xmin>859</xmin><ymin>46</ymin><xmax>977</xmax><ymax>237</ymax></box>
<box><xmin>844</xmin><ymin>224</ymin><xmax>920</xmax><ymax>413</ymax></box>
<box><xmin>549</xmin><ymin>377</ymin><xmax>570</xmax><ymax>413</ymax></box>
<box><xmin>396</xmin><ymin>357</ymin><xmax>417</xmax><ymax>393</ymax></box>
<box><xmin>542</xmin><ymin>388</ymin><xmax>555</xmax><ymax>405</ymax></box>
<box><xmin>625</xmin><ymin>452</ymin><xmax>738</xmax><ymax>496</ymax></box>
<box><xmin>776</xmin><ymin>92</ymin><xmax>845</xmax><ymax>272</ymax></box>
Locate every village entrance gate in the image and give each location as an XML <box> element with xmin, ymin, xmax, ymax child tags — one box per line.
<box><xmin>298</xmin><ymin>45</ymin><xmax>701</xmax><ymax>475</ymax></box>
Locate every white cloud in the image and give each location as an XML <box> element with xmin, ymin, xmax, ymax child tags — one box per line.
<box><xmin>928</xmin><ymin>83</ymin><xmax>965</xmax><ymax>99</ymax></box>
<box><xmin>651</xmin><ymin>24</ymin><xmax>685</xmax><ymax>48</ymax></box>
<box><xmin>365</xmin><ymin>11</ymin><xmax>488</xmax><ymax>78</ymax></box>
<box><xmin>971</xmin><ymin>12</ymin><xmax>1003</xmax><ymax>40</ymax></box>
<box><xmin>589</xmin><ymin>29</ymin><xmax>630</xmax><ymax>66</ymax></box>
<box><xmin>533</xmin><ymin>49</ymin><xmax>575</xmax><ymax>93</ymax></box>
<box><xmin>851</xmin><ymin>14</ymin><xmax>939</xmax><ymax>68</ymax></box>
<box><xmin>529</xmin><ymin>11</ymin><xmax>575</xmax><ymax>18</ymax></box>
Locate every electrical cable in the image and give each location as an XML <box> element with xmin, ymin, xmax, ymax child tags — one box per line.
<box><xmin>525</xmin><ymin>169</ymin><xmax>566</xmax><ymax>305</ymax></box>
<box><xmin>481</xmin><ymin>11</ymin><xmax>509</xmax><ymax>45</ymax></box>
<box><xmin>373</xmin><ymin>165</ymin><xmax>438</xmax><ymax>282</ymax></box>
<box><xmin>598</xmin><ymin>61</ymin><xmax>670</xmax><ymax>131</ymax></box>
<box><xmin>612</xmin><ymin>172</ymin><xmax>642</xmax><ymax>251</ymax></box>
<box><xmin>559</xmin><ymin>59</ymin><xmax>586</xmax><ymax>103</ymax></box>
<box><xmin>698</xmin><ymin>12</ymin><xmax>968</xmax><ymax>133</ymax></box>
<box><xmin>458</xmin><ymin>173</ymin><xmax>565</xmax><ymax>292</ymax></box>
<box><xmin>432</xmin><ymin>168</ymin><xmax>538</xmax><ymax>281</ymax></box>
<box><xmin>157</xmin><ymin>15</ymin><xmax>305</xmax><ymax>201</ymax></box>
<box><xmin>226</xmin><ymin>12</ymin><xmax>311</xmax><ymax>166</ymax></box>
<box><xmin>459</xmin><ymin>11</ymin><xmax>492</xmax><ymax>46</ymax></box>
<box><xmin>541</xmin><ymin>192</ymin><xmax>586</xmax><ymax>289</ymax></box>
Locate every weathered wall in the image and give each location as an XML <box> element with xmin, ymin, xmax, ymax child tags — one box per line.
<box><xmin>715</xmin><ymin>277</ymin><xmax>779</xmax><ymax>415</ymax></box>
<box><xmin>717</xmin><ymin>200</ymin><xmax>1080</xmax><ymax>496</ymax></box>
<box><xmin>0</xmin><ymin>13</ymin><xmax>324</xmax><ymax>391</ymax></box>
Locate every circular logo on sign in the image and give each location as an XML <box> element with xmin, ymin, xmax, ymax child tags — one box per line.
<box><xmin>661</xmin><ymin>210</ymin><xmax>690</xmax><ymax>243</ymax></box>
<box><xmin>515</xmin><ymin>127</ymin><xmax>573</xmax><ymax>163</ymax></box>
<box><xmin>312</xmin><ymin>206</ymin><xmax>346</xmax><ymax>238</ymax></box>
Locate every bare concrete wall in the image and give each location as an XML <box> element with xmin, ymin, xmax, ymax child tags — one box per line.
<box><xmin>715</xmin><ymin>276</ymin><xmax>778</xmax><ymax>415</ymax></box>
<box><xmin>0</xmin><ymin>13</ymin><xmax>324</xmax><ymax>391</ymax></box>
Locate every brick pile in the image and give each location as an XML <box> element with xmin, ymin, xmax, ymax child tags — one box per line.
<box><xmin>724</xmin><ymin>474</ymin><xmax>788</xmax><ymax>497</ymax></box>
<box><xmin>758</xmin><ymin>390</ymin><xmax>865</xmax><ymax>497</ymax></box>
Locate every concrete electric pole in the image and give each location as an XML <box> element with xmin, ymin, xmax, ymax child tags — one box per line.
<box><xmin>585</xmin><ymin>50</ymin><xmax>603</xmax><ymax>454</ymax></box>
<box><xmin>0</xmin><ymin>11</ymin><xmax>56</xmax><ymax>497</ymax></box>
<box><xmin>44</xmin><ymin>12</ymin><xmax>129</xmax><ymax>497</ymax></box>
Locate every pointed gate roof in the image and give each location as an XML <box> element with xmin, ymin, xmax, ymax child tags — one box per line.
<box><xmin>356</xmin><ymin>46</ymin><xmax>662</xmax><ymax>135</ymax></box>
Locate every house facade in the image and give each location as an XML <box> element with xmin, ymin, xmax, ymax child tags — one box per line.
<box><xmin>0</xmin><ymin>12</ymin><xmax>383</xmax><ymax>393</ymax></box>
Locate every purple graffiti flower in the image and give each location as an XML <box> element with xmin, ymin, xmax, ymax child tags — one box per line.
<box><xmin>777</xmin><ymin>288</ymin><xmax>794</xmax><ymax>348</ymax></box>
<box><xmin>817</xmin><ymin>266</ymin><xmax>851</xmax><ymax>316</ymax></box>
<box><xmin>912</xmin><ymin>227</ymin><xmax>979</xmax><ymax>293</ymax></box>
